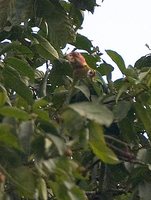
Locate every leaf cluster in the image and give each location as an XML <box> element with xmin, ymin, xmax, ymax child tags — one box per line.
<box><xmin>0</xmin><ymin>1</ymin><xmax>151</xmax><ymax>200</ymax></box>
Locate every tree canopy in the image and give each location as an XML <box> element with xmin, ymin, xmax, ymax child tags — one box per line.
<box><xmin>0</xmin><ymin>0</ymin><xmax>151</xmax><ymax>200</ymax></box>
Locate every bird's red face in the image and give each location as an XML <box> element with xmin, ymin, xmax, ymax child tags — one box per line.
<box><xmin>66</xmin><ymin>51</ymin><xmax>96</xmax><ymax>79</ymax></box>
<box><xmin>66</xmin><ymin>52</ymin><xmax>87</xmax><ymax>68</ymax></box>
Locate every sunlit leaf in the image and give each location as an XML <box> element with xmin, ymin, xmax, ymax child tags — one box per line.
<box><xmin>69</xmin><ymin>102</ymin><xmax>113</xmax><ymax>126</ymax></box>
<box><xmin>0</xmin><ymin>106</ymin><xmax>29</xmax><ymax>120</ymax></box>
<box><xmin>32</xmin><ymin>33</ymin><xmax>59</xmax><ymax>59</ymax></box>
<box><xmin>38</xmin><ymin>178</ymin><xmax>48</xmax><ymax>200</ymax></box>
<box><xmin>19</xmin><ymin>121</ymin><xmax>34</xmax><ymax>153</ymax></box>
<box><xmin>89</xmin><ymin>122</ymin><xmax>119</xmax><ymax>164</ymax></box>
<box><xmin>69</xmin><ymin>186</ymin><xmax>86</xmax><ymax>200</ymax></box>
<box><xmin>0</xmin><ymin>84</ymin><xmax>10</xmax><ymax>106</ymax></box>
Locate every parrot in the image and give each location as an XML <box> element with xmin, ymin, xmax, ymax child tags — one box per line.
<box><xmin>66</xmin><ymin>51</ymin><xmax>96</xmax><ymax>79</ymax></box>
<box><xmin>66</xmin><ymin>51</ymin><xmax>109</xmax><ymax>93</ymax></box>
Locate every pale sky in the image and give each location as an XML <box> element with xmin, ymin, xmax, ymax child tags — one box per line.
<box><xmin>80</xmin><ymin>0</ymin><xmax>151</xmax><ymax>79</ymax></box>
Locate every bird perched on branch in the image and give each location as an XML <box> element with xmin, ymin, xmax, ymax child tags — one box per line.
<box><xmin>66</xmin><ymin>51</ymin><xmax>109</xmax><ymax>94</ymax></box>
<box><xmin>66</xmin><ymin>51</ymin><xmax>96</xmax><ymax>79</ymax></box>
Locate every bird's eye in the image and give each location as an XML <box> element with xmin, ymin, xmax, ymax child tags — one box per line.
<box><xmin>87</xmin><ymin>70</ymin><xmax>95</xmax><ymax>78</ymax></box>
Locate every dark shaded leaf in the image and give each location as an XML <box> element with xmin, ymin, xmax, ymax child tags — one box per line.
<box><xmin>0</xmin><ymin>41</ymin><xmax>33</xmax><ymax>59</ymax></box>
<box><xmin>134</xmin><ymin>54</ymin><xmax>151</xmax><ymax>69</ymax></box>
<box><xmin>113</xmin><ymin>101</ymin><xmax>131</xmax><ymax>122</ymax></box>
<box><xmin>36</xmin><ymin>0</ymin><xmax>76</xmax><ymax>49</ymax></box>
<box><xmin>0</xmin><ymin>124</ymin><xmax>21</xmax><ymax>150</ymax></box>
<box><xmin>106</xmin><ymin>50</ymin><xmax>126</xmax><ymax>75</ymax></box>
<box><xmin>48</xmin><ymin>59</ymin><xmax>72</xmax><ymax>87</ymax></box>
<box><xmin>5</xmin><ymin>57</ymin><xmax>34</xmax><ymax>81</ymax></box>
<box><xmin>69</xmin><ymin>0</ymin><xmax>97</xmax><ymax>13</ymax></box>
<box><xmin>46</xmin><ymin>134</ymin><xmax>65</xmax><ymax>155</ymax></box>
<box><xmin>98</xmin><ymin>62</ymin><xmax>114</xmax><ymax>76</ymax></box>
<box><xmin>73</xmin><ymin>33</ymin><xmax>93</xmax><ymax>52</ymax></box>
<box><xmin>10</xmin><ymin>166</ymin><xmax>36</xmax><ymax>198</ymax></box>
<box><xmin>134</xmin><ymin>102</ymin><xmax>151</xmax><ymax>138</ymax></box>
<box><xmin>137</xmin><ymin>148</ymin><xmax>151</xmax><ymax>164</ymax></box>
<box><xmin>139</xmin><ymin>182</ymin><xmax>151</xmax><ymax>200</ymax></box>
<box><xmin>3</xmin><ymin>66</ymin><xmax>33</xmax><ymax>105</ymax></box>
<box><xmin>75</xmin><ymin>84</ymin><xmax>90</xmax><ymax>100</ymax></box>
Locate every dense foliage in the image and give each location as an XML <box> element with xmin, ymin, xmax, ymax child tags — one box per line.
<box><xmin>0</xmin><ymin>0</ymin><xmax>151</xmax><ymax>200</ymax></box>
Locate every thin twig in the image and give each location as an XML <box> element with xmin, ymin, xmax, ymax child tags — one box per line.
<box><xmin>105</xmin><ymin>135</ymin><xmax>129</xmax><ymax>146</ymax></box>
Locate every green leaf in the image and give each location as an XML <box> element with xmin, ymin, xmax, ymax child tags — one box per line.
<box><xmin>62</xmin><ymin>109</ymin><xmax>85</xmax><ymax>135</ymax></box>
<box><xmin>113</xmin><ymin>101</ymin><xmax>131</xmax><ymax>122</ymax></box>
<box><xmin>36</xmin><ymin>0</ymin><xmax>76</xmax><ymax>49</ymax></box>
<box><xmin>10</xmin><ymin>166</ymin><xmax>36</xmax><ymax>198</ymax></box>
<box><xmin>67</xmin><ymin>5</ymin><xmax>84</xmax><ymax>30</ymax></box>
<box><xmin>139</xmin><ymin>181</ymin><xmax>151</xmax><ymax>200</ymax></box>
<box><xmin>69</xmin><ymin>102</ymin><xmax>113</xmax><ymax>126</ymax></box>
<box><xmin>50</xmin><ymin>181</ymin><xmax>71</xmax><ymax>200</ymax></box>
<box><xmin>0</xmin><ymin>41</ymin><xmax>33</xmax><ymax>59</ymax></box>
<box><xmin>0</xmin><ymin>106</ymin><xmax>29</xmax><ymax>120</ymax></box>
<box><xmin>106</xmin><ymin>50</ymin><xmax>126</xmax><ymax>74</ymax></box>
<box><xmin>38</xmin><ymin>178</ymin><xmax>48</xmax><ymax>200</ymax></box>
<box><xmin>116</xmin><ymin>82</ymin><xmax>129</xmax><ymax>102</ymax></box>
<box><xmin>0</xmin><ymin>0</ymin><xmax>34</xmax><ymax>31</ymax></box>
<box><xmin>32</xmin><ymin>33</ymin><xmax>59</xmax><ymax>59</ymax></box>
<box><xmin>5</xmin><ymin>57</ymin><xmax>34</xmax><ymax>81</ymax></box>
<box><xmin>0</xmin><ymin>0</ymin><xmax>10</xmax><ymax>31</ymax></box>
<box><xmin>3</xmin><ymin>66</ymin><xmax>33</xmax><ymax>105</ymax></box>
<box><xmin>33</xmin><ymin>98</ymin><xmax>49</xmax><ymax>110</ymax></box>
<box><xmin>137</xmin><ymin>148</ymin><xmax>151</xmax><ymax>164</ymax></box>
<box><xmin>73</xmin><ymin>33</ymin><xmax>93</xmax><ymax>52</ymax></box>
<box><xmin>48</xmin><ymin>59</ymin><xmax>72</xmax><ymax>87</ymax></box>
<box><xmin>134</xmin><ymin>54</ymin><xmax>151</xmax><ymax>69</ymax></box>
<box><xmin>19</xmin><ymin>121</ymin><xmax>34</xmax><ymax>153</ymax></box>
<box><xmin>35</xmin><ymin>69</ymin><xmax>45</xmax><ymax>80</ymax></box>
<box><xmin>98</xmin><ymin>62</ymin><xmax>114</xmax><ymax>76</ymax></box>
<box><xmin>34</xmin><ymin>109</ymin><xmax>50</xmax><ymax>121</ymax></box>
<box><xmin>75</xmin><ymin>84</ymin><xmax>90</xmax><ymax>100</ymax></box>
<box><xmin>0</xmin><ymin>124</ymin><xmax>21</xmax><ymax>150</ymax></box>
<box><xmin>0</xmin><ymin>84</ymin><xmax>10</xmax><ymax>106</ymax></box>
<box><xmin>134</xmin><ymin>102</ymin><xmax>151</xmax><ymax>138</ymax></box>
<box><xmin>69</xmin><ymin>186</ymin><xmax>86</xmax><ymax>200</ymax></box>
<box><xmin>70</xmin><ymin>0</ymin><xmax>97</xmax><ymax>13</ymax></box>
<box><xmin>89</xmin><ymin>122</ymin><xmax>119</xmax><ymax>164</ymax></box>
<box><xmin>46</xmin><ymin>134</ymin><xmax>65</xmax><ymax>155</ymax></box>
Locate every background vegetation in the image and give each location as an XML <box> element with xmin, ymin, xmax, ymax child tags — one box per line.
<box><xmin>0</xmin><ymin>0</ymin><xmax>151</xmax><ymax>199</ymax></box>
